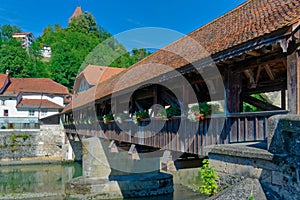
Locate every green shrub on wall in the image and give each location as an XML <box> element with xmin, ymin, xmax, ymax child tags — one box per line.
<box><xmin>199</xmin><ymin>159</ymin><xmax>219</xmax><ymax>195</ymax></box>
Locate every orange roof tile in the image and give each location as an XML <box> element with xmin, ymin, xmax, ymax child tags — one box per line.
<box><xmin>17</xmin><ymin>99</ymin><xmax>63</xmax><ymax>109</ymax></box>
<box><xmin>0</xmin><ymin>74</ymin><xmax>8</xmax><ymax>90</ymax></box>
<box><xmin>80</xmin><ymin>65</ymin><xmax>125</xmax><ymax>85</ymax></box>
<box><xmin>69</xmin><ymin>6</ymin><xmax>83</xmax><ymax>23</ymax></box>
<box><xmin>63</xmin><ymin>0</ymin><xmax>300</xmax><ymax>112</ymax></box>
<box><xmin>73</xmin><ymin>65</ymin><xmax>125</xmax><ymax>93</ymax></box>
<box><xmin>4</xmin><ymin>78</ymin><xmax>69</xmax><ymax>96</ymax></box>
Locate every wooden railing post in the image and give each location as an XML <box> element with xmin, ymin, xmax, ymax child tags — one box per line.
<box><xmin>287</xmin><ymin>50</ymin><xmax>300</xmax><ymax>114</ymax></box>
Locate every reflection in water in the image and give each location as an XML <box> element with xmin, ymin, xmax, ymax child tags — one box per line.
<box><xmin>0</xmin><ymin>162</ymin><xmax>206</xmax><ymax>200</ymax></box>
<box><xmin>0</xmin><ymin>162</ymin><xmax>82</xmax><ymax>199</ymax></box>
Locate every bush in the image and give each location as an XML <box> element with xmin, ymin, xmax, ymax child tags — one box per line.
<box><xmin>199</xmin><ymin>159</ymin><xmax>219</xmax><ymax>195</ymax></box>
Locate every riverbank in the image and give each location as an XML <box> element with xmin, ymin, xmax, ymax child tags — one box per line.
<box><xmin>0</xmin><ymin>156</ymin><xmax>66</xmax><ymax>166</ymax></box>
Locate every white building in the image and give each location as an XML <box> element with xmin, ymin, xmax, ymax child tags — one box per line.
<box><xmin>0</xmin><ymin>73</ymin><xmax>70</xmax><ymax>129</ymax></box>
<box><xmin>12</xmin><ymin>32</ymin><xmax>34</xmax><ymax>50</ymax></box>
<box><xmin>41</xmin><ymin>45</ymin><xmax>52</xmax><ymax>58</ymax></box>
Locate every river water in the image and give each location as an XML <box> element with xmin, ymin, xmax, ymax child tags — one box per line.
<box><xmin>0</xmin><ymin>162</ymin><xmax>206</xmax><ymax>200</ymax></box>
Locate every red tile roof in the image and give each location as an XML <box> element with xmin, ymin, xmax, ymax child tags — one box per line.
<box><xmin>63</xmin><ymin>0</ymin><xmax>300</xmax><ymax>112</ymax></box>
<box><xmin>73</xmin><ymin>65</ymin><xmax>125</xmax><ymax>93</ymax></box>
<box><xmin>69</xmin><ymin>6</ymin><xmax>83</xmax><ymax>23</ymax></box>
<box><xmin>0</xmin><ymin>74</ymin><xmax>8</xmax><ymax>90</ymax></box>
<box><xmin>4</xmin><ymin>78</ymin><xmax>69</xmax><ymax>96</ymax></box>
<box><xmin>12</xmin><ymin>32</ymin><xmax>32</xmax><ymax>36</ymax></box>
<box><xmin>17</xmin><ymin>99</ymin><xmax>63</xmax><ymax>109</ymax></box>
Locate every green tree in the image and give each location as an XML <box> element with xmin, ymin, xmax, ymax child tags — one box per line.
<box><xmin>0</xmin><ymin>25</ymin><xmax>21</xmax><ymax>41</ymax></box>
<box><xmin>0</xmin><ymin>13</ymin><xmax>151</xmax><ymax>91</ymax></box>
<box><xmin>0</xmin><ymin>38</ymin><xmax>32</xmax><ymax>77</ymax></box>
<box><xmin>68</xmin><ymin>12</ymin><xmax>99</xmax><ymax>35</ymax></box>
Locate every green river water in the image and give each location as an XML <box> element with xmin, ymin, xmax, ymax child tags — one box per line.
<box><xmin>0</xmin><ymin>162</ymin><xmax>206</xmax><ymax>200</ymax></box>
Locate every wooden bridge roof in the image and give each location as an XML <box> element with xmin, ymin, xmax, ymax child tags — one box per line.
<box><xmin>63</xmin><ymin>0</ymin><xmax>300</xmax><ymax>113</ymax></box>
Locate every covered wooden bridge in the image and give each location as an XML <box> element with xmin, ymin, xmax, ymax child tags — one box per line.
<box><xmin>63</xmin><ymin>0</ymin><xmax>300</xmax><ymax>157</ymax></box>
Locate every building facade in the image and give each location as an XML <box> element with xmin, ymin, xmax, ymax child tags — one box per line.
<box><xmin>0</xmin><ymin>73</ymin><xmax>69</xmax><ymax>129</ymax></box>
<box><xmin>12</xmin><ymin>32</ymin><xmax>34</xmax><ymax>50</ymax></box>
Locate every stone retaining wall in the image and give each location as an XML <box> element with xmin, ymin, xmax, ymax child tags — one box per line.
<box><xmin>0</xmin><ymin>125</ymin><xmax>72</xmax><ymax>162</ymax></box>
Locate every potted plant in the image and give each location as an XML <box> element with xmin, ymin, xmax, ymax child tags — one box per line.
<box><xmin>187</xmin><ymin>102</ymin><xmax>211</xmax><ymax>122</ymax></box>
<box><xmin>166</xmin><ymin>104</ymin><xmax>181</xmax><ymax>119</ymax></box>
<box><xmin>97</xmin><ymin>115</ymin><xmax>103</xmax><ymax>122</ymax></box>
<box><xmin>155</xmin><ymin>108</ymin><xmax>168</xmax><ymax>120</ymax></box>
<box><xmin>103</xmin><ymin>114</ymin><xmax>114</xmax><ymax>124</ymax></box>
<box><xmin>156</xmin><ymin>104</ymin><xmax>181</xmax><ymax>120</ymax></box>
<box><xmin>133</xmin><ymin>110</ymin><xmax>149</xmax><ymax>124</ymax></box>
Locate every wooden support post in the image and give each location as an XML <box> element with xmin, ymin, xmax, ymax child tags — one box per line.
<box><xmin>287</xmin><ymin>50</ymin><xmax>300</xmax><ymax>114</ymax></box>
<box><xmin>225</xmin><ymin>68</ymin><xmax>242</xmax><ymax>113</ymax></box>
<box><xmin>182</xmin><ymin>83</ymin><xmax>189</xmax><ymax>115</ymax></box>
<box><xmin>281</xmin><ymin>89</ymin><xmax>286</xmax><ymax>110</ymax></box>
<box><xmin>152</xmin><ymin>85</ymin><xmax>159</xmax><ymax>117</ymax></box>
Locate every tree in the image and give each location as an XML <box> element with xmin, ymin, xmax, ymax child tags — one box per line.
<box><xmin>68</xmin><ymin>12</ymin><xmax>99</xmax><ymax>35</ymax></box>
<box><xmin>0</xmin><ymin>38</ymin><xmax>32</xmax><ymax>77</ymax></box>
<box><xmin>0</xmin><ymin>13</ymin><xmax>151</xmax><ymax>91</ymax></box>
<box><xmin>0</xmin><ymin>25</ymin><xmax>21</xmax><ymax>42</ymax></box>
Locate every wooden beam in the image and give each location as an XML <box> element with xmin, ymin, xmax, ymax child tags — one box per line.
<box><xmin>255</xmin><ymin>65</ymin><xmax>262</xmax><ymax>84</ymax></box>
<box><xmin>243</xmin><ymin>95</ymin><xmax>282</xmax><ymax>111</ymax></box>
<box><xmin>246</xmin><ymin>50</ymin><xmax>261</xmax><ymax>57</ymax></box>
<box><xmin>287</xmin><ymin>50</ymin><xmax>300</xmax><ymax>114</ymax></box>
<box><xmin>264</xmin><ymin>64</ymin><xmax>275</xmax><ymax>80</ymax></box>
<box><xmin>231</xmin><ymin>56</ymin><xmax>285</xmax><ymax>73</ymax></box>
<box><xmin>244</xmin><ymin>69</ymin><xmax>256</xmax><ymax>88</ymax></box>
<box><xmin>243</xmin><ymin>78</ymin><xmax>286</xmax><ymax>95</ymax></box>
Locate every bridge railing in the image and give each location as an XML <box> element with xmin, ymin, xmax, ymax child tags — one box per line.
<box><xmin>64</xmin><ymin>110</ymin><xmax>287</xmax><ymax>155</ymax></box>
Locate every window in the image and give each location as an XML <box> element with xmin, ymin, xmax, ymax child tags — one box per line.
<box><xmin>41</xmin><ymin>110</ymin><xmax>48</xmax><ymax>116</ymax></box>
<box><xmin>29</xmin><ymin>110</ymin><xmax>35</xmax><ymax>116</ymax></box>
<box><xmin>3</xmin><ymin>110</ymin><xmax>8</xmax><ymax>116</ymax></box>
<box><xmin>1</xmin><ymin>100</ymin><xmax>5</xmax><ymax>105</ymax></box>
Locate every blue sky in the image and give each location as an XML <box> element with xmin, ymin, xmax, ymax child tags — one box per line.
<box><xmin>0</xmin><ymin>0</ymin><xmax>246</xmax><ymax>49</ymax></box>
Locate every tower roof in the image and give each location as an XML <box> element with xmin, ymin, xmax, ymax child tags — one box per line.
<box><xmin>69</xmin><ymin>6</ymin><xmax>83</xmax><ymax>23</ymax></box>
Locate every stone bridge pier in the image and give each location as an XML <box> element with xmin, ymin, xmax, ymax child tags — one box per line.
<box><xmin>66</xmin><ymin>136</ymin><xmax>173</xmax><ymax>199</ymax></box>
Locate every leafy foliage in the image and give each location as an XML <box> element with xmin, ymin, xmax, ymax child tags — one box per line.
<box><xmin>188</xmin><ymin>102</ymin><xmax>211</xmax><ymax>122</ymax></box>
<box><xmin>199</xmin><ymin>159</ymin><xmax>219</xmax><ymax>195</ymax></box>
<box><xmin>166</xmin><ymin>104</ymin><xmax>181</xmax><ymax>118</ymax></box>
<box><xmin>156</xmin><ymin>104</ymin><xmax>181</xmax><ymax>120</ymax></box>
<box><xmin>0</xmin><ymin>25</ymin><xmax>50</xmax><ymax>78</ymax></box>
<box><xmin>103</xmin><ymin>114</ymin><xmax>114</xmax><ymax>124</ymax></box>
<box><xmin>133</xmin><ymin>110</ymin><xmax>149</xmax><ymax>124</ymax></box>
<box><xmin>0</xmin><ymin>25</ymin><xmax>21</xmax><ymax>42</ymax></box>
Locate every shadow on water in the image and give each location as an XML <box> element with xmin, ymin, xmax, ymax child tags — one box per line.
<box><xmin>0</xmin><ymin>162</ymin><xmax>206</xmax><ymax>200</ymax></box>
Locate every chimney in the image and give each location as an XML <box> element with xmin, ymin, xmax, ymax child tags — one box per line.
<box><xmin>6</xmin><ymin>69</ymin><xmax>9</xmax><ymax>75</ymax></box>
